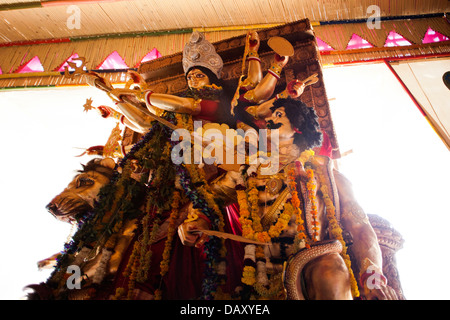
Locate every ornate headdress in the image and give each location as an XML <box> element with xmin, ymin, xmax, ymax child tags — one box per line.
<box><xmin>182</xmin><ymin>31</ymin><xmax>223</xmax><ymax>79</ymax></box>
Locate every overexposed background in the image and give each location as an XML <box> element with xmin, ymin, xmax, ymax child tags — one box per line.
<box><xmin>0</xmin><ymin>60</ymin><xmax>449</xmax><ymax>300</ymax></box>
<box><xmin>324</xmin><ymin>60</ymin><xmax>450</xmax><ymax>300</ymax></box>
<box><xmin>0</xmin><ymin>86</ymin><xmax>115</xmax><ymax>300</ymax></box>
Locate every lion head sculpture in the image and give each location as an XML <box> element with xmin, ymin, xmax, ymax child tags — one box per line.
<box><xmin>46</xmin><ymin>158</ymin><xmax>116</xmax><ymax>223</ymax></box>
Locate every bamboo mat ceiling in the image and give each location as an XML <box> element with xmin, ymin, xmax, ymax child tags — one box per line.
<box><xmin>0</xmin><ymin>0</ymin><xmax>449</xmax><ymax>44</ymax></box>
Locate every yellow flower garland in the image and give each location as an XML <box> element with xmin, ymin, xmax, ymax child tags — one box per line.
<box><xmin>306</xmin><ymin>168</ymin><xmax>320</xmax><ymax>242</ymax></box>
<box><xmin>242</xmin><ymin>265</ymin><xmax>256</xmax><ymax>286</ymax></box>
<box><xmin>238</xmin><ymin>150</ymin><xmax>317</xmax><ymax>289</ymax></box>
<box><xmin>286</xmin><ymin>167</ymin><xmax>309</xmax><ymax>249</ymax></box>
<box><xmin>238</xmin><ymin>178</ymin><xmax>292</xmax><ymax>244</ymax></box>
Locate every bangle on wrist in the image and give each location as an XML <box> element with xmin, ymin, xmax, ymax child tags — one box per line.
<box><xmin>110</xmin><ymin>109</ymin><xmax>123</xmax><ymax>121</ymax></box>
<box><xmin>247</xmin><ymin>51</ymin><xmax>261</xmax><ymax>63</ymax></box>
<box><xmin>268</xmin><ymin>62</ymin><xmax>283</xmax><ymax>79</ymax></box>
<box><xmin>145</xmin><ymin>90</ymin><xmax>154</xmax><ymax>106</ymax></box>
<box><xmin>276</xmin><ymin>90</ymin><xmax>289</xmax><ymax>100</ymax></box>
<box><xmin>184</xmin><ymin>210</ymin><xmax>211</xmax><ymax>228</ymax></box>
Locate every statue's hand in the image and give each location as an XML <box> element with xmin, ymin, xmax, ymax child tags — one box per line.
<box><xmin>274</xmin><ymin>53</ymin><xmax>289</xmax><ymax>69</ymax></box>
<box><xmin>109</xmin><ymin>88</ymin><xmax>144</xmax><ymax>101</ymax></box>
<box><xmin>85</xmin><ymin>72</ymin><xmax>113</xmax><ymax>93</ymax></box>
<box><xmin>360</xmin><ymin>265</ymin><xmax>398</xmax><ymax>300</ymax></box>
<box><xmin>363</xmin><ymin>282</ymin><xmax>398</xmax><ymax>300</ymax></box>
<box><xmin>177</xmin><ymin>215</ymin><xmax>210</xmax><ymax>248</ymax></box>
<box><xmin>286</xmin><ymin>79</ymin><xmax>306</xmax><ymax>98</ymax></box>
<box><xmin>248</xmin><ymin>31</ymin><xmax>260</xmax><ymax>52</ymax></box>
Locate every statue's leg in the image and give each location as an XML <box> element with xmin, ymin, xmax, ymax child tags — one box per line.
<box><xmin>302</xmin><ymin>252</ymin><xmax>353</xmax><ymax>300</ymax></box>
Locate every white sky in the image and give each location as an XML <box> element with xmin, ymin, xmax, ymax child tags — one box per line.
<box><xmin>0</xmin><ymin>86</ymin><xmax>115</xmax><ymax>300</ymax></box>
<box><xmin>323</xmin><ymin>61</ymin><xmax>450</xmax><ymax>300</ymax></box>
<box><xmin>0</xmin><ymin>60</ymin><xmax>449</xmax><ymax>300</ymax></box>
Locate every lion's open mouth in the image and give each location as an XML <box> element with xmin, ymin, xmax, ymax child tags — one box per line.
<box><xmin>46</xmin><ymin>193</ymin><xmax>93</xmax><ymax>223</ymax></box>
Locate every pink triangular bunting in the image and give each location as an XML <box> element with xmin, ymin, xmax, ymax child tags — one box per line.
<box><xmin>422</xmin><ymin>27</ymin><xmax>449</xmax><ymax>44</ymax></box>
<box><xmin>346</xmin><ymin>34</ymin><xmax>374</xmax><ymax>50</ymax></box>
<box><xmin>15</xmin><ymin>56</ymin><xmax>44</xmax><ymax>73</ymax></box>
<box><xmin>97</xmin><ymin>51</ymin><xmax>129</xmax><ymax>70</ymax></box>
<box><xmin>137</xmin><ymin>48</ymin><xmax>162</xmax><ymax>67</ymax></box>
<box><xmin>316</xmin><ymin>38</ymin><xmax>334</xmax><ymax>51</ymax></box>
<box><xmin>55</xmin><ymin>53</ymin><xmax>81</xmax><ymax>72</ymax></box>
<box><xmin>384</xmin><ymin>31</ymin><xmax>412</xmax><ymax>47</ymax></box>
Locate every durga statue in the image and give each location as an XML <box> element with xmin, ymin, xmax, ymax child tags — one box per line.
<box><xmin>27</xmin><ymin>28</ymin><xmax>399</xmax><ymax>301</ymax></box>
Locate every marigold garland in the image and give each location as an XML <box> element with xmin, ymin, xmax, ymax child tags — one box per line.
<box><xmin>159</xmin><ymin>191</ymin><xmax>182</xmax><ymax>277</ymax></box>
<box><xmin>286</xmin><ymin>167</ymin><xmax>309</xmax><ymax>249</ymax></box>
<box><xmin>306</xmin><ymin>168</ymin><xmax>320</xmax><ymax>242</ymax></box>
<box><xmin>237</xmin><ymin>179</ymin><xmax>291</xmax><ymax>244</ymax></box>
<box><xmin>254</xmin><ymin>273</ymin><xmax>285</xmax><ymax>299</ymax></box>
<box><xmin>241</xmin><ymin>265</ymin><xmax>256</xmax><ymax>286</ymax></box>
<box><xmin>238</xmin><ymin>150</ymin><xmax>320</xmax><ymax>296</ymax></box>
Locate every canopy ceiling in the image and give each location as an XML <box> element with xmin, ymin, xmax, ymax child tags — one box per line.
<box><xmin>0</xmin><ymin>0</ymin><xmax>449</xmax><ymax>44</ymax></box>
<box><xmin>0</xmin><ymin>0</ymin><xmax>449</xmax><ymax>152</ymax></box>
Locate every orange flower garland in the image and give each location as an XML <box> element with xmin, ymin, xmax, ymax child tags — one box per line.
<box><xmin>241</xmin><ymin>265</ymin><xmax>256</xmax><ymax>286</ymax></box>
<box><xmin>306</xmin><ymin>168</ymin><xmax>320</xmax><ymax>242</ymax></box>
<box><xmin>237</xmin><ymin>179</ymin><xmax>292</xmax><ymax>244</ymax></box>
<box><xmin>286</xmin><ymin>167</ymin><xmax>309</xmax><ymax>249</ymax></box>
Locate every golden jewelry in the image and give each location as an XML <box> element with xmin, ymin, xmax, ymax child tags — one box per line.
<box><xmin>247</xmin><ymin>50</ymin><xmax>261</xmax><ymax>62</ymax></box>
<box><xmin>268</xmin><ymin>62</ymin><xmax>283</xmax><ymax>79</ymax></box>
<box><xmin>184</xmin><ymin>211</ymin><xmax>199</xmax><ymax>223</ymax></box>
<box><xmin>266</xmin><ymin>177</ymin><xmax>283</xmax><ymax>195</ymax></box>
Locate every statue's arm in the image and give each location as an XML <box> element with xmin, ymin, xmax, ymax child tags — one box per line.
<box><xmin>247</xmin><ymin>54</ymin><xmax>289</xmax><ymax>104</ymax></box>
<box><xmin>334</xmin><ymin>170</ymin><xmax>382</xmax><ymax>268</ymax></box>
<box><xmin>334</xmin><ymin>170</ymin><xmax>397</xmax><ymax>299</ymax></box>
<box><xmin>245</xmin><ymin>31</ymin><xmax>262</xmax><ymax>86</ymax></box>
<box><xmin>114</xmin><ymin>101</ymin><xmax>154</xmax><ymax>133</ymax></box>
<box><xmin>143</xmin><ymin>91</ymin><xmax>199</xmax><ymax>115</ymax></box>
<box><xmin>252</xmin><ymin>78</ymin><xmax>306</xmax><ymax>119</ymax></box>
<box><xmin>84</xmin><ymin>72</ymin><xmax>159</xmax><ymax>132</ymax></box>
<box><xmin>210</xmin><ymin>170</ymin><xmax>242</xmax><ymax>205</ymax></box>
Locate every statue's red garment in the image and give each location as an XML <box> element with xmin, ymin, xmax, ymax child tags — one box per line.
<box><xmin>107</xmin><ymin>203</ymin><xmax>244</xmax><ymax>300</ymax></box>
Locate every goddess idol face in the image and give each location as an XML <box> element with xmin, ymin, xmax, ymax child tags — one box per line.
<box><xmin>186</xmin><ymin>68</ymin><xmax>211</xmax><ymax>89</ymax></box>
